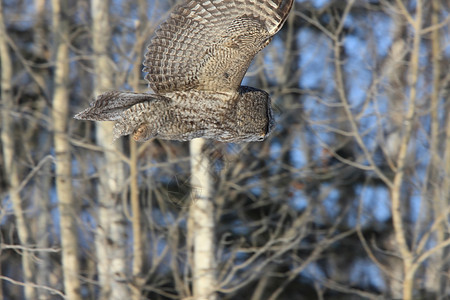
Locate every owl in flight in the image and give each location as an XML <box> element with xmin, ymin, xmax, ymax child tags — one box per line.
<box><xmin>75</xmin><ymin>0</ymin><xmax>294</xmax><ymax>142</ymax></box>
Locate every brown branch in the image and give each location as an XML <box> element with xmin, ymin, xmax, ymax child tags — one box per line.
<box><xmin>330</xmin><ymin>0</ymin><xmax>393</xmax><ymax>188</ymax></box>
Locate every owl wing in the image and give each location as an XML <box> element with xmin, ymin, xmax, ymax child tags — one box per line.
<box><xmin>143</xmin><ymin>0</ymin><xmax>293</xmax><ymax>94</ymax></box>
<box><xmin>74</xmin><ymin>91</ymin><xmax>171</xmax><ymax>121</ymax></box>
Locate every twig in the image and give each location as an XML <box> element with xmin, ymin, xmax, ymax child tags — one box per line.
<box><xmin>0</xmin><ymin>276</ymin><xmax>66</xmax><ymax>298</ymax></box>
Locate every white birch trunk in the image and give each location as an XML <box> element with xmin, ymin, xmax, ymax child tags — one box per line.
<box><xmin>91</xmin><ymin>0</ymin><xmax>129</xmax><ymax>298</ymax></box>
<box><xmin>51</xmin><ymin>0</ymin><xmax>82</xmax><ymax>299</ymax></box>
<box><xmin>0</xmin><ymin>2</ymin><xmax>36</xmax><ymax>299</ymax></box>
<box><xmin>189</xmin><ymin>138</ymin><xmax>217</xmax><ymax>300</ymax></box>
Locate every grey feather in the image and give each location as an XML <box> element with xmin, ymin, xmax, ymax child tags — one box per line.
<box><xmin>74</xmin><ymin>91</ymin><xmax>169</xmax><ymax>121</ymax></box>
<box><xmin>74</xmin><ymin>0</ymin><xmax>293</xmax><ymax>143</ymax></box>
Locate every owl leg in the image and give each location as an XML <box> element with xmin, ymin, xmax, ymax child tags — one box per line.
<box><xmin>112</xmin><ymin>119</ymin><xmax>156</xmax><ymax>142</ymax></box>
<box><xmin>133</xmin><ymin>123</ymin><xmax>155</xmax><ymax>142</ymax></box>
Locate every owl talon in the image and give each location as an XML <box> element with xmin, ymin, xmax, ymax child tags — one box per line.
<box><xmin>133</xmin><ymin>123</ymin><xmax>152</xmax><ymax>142</ymax></box>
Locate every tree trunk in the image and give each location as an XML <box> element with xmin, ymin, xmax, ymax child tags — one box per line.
<box><xmin>188</xmin><ymin>138</ymin><xmax>217</xmax><ymax>300</ymax></box>
<box><xmin>51</xmin><ymin>0</ymin><xmax>82</xmax><ymax>299</ymax></box>
<box><xmin>389</xmin><ymin>1</ymin><xmax>422</xmax><ymax>299</ymax></box>
<box><xmin>129</xmin><ymin>1</ymin><xmax>147</xmax><ymax>297</ymax></box>
<box><xmin>424</xmin><ymin>0</ymin><xmax>447</xmax><ymax>297</ymax></box>
<box><xmin>34</xmin><ymin>0</ymin><xmax>52</xmax><ymax>298</ymax></box>
<box><xmin>91</xmin><ymin>0</ymin><xmax>129</xmax><ymax>298</ymax></box>
<box><xmin>0</xmin><ymin>2</ymin><xmax>36</xmax><ymax>299</ymax></box>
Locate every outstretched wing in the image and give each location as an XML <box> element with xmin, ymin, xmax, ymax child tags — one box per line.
<box><xmin>74</xmin><ymin>91</ymin><xmax>169</xmax><ymax>121</ymax></box>
<box><xmin>144</xmin><ymin>0</ymin><xmax>293</xmax><ymax>94</ymax></box>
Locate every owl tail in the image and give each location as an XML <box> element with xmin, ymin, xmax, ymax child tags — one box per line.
<box><xmin>74</xmin><ymin>91</ymin><xmax>159</xmax><ymax>121</ymax></box>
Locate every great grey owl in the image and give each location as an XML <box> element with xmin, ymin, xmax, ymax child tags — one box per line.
<box><xmin>75</xmin><ymin>0</ymin><xmax>294</xmax><ymax>143</ymax></box>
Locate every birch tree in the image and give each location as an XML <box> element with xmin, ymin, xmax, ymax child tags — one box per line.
<box><xmin>424</xmin><ymin>0</ymin><xmax>448</xmax><ymax>297</ymax></box>
<box><xmin>0</xmin><ymin>2</ymin><xmax>36</xmax><ymax>299</ymax></box>
<box><xmin>91</xmin><ymin>0</ymin><xmax>129</xmax><ymax>298</ymax></box>
<box><xmin>34</xmin><ymin>0</ymin><xmax>53</xmax><ymax>298</ymax></box>
<box><xmin>388</xmin><ymin>1</ymin><xmax>422</xmax><ymax>299</ymax></box>
<box><xmin>188</xmin><ymin>138</ymin><xmax>217</xmax><ymax>300</ymax></box>
<box><xmin>51</xmin><ymin>0</ymin><xmax>82</xmax><ymax>298</ymax></box>
<box><xmin>129</xmin><ymin>1</ymin><xmax>147</xmax><ymax>297</ymax></box>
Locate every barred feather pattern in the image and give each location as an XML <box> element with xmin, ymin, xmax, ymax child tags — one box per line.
<box><xmin>74</xmin><ymin>91</ymin><xmax>169</xmax><ymax>121</ymax></box>
<box><xmin>144</xmin><ymin>0</ymin><xmax>294</xmax><ymax>93</ymax></box>
<box><xmin>111</xmin><ymin>87</ymin><xmax>274</xmax><ymax>142</ymax></box>
<box><xmin>74</xmin><ymin>0</ymin><xmax>293</xmax><ymax>143</ymax></box>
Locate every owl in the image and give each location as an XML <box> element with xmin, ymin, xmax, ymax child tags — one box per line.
<box><xmin>75</xmin><ymin>0</ymin><xmax>294</xmax><ymax>143</ymax></box>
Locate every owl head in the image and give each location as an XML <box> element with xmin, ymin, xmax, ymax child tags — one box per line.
<box><xmin>236</xmin><ymin>86</ymin><xmax>275</xmax><ymax>142</ymax></box>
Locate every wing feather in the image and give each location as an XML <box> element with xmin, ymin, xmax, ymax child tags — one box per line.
<box><xmin>143</xmin><ymin>0</ymin><xmax>294</xmax><ymax>93</ymax></box>
<box><xmin>74</xmin><ymin>91</ymin><xmax>169</xmax><ymax>121</ymax></box>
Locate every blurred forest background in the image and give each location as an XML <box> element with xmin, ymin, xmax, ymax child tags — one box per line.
<box><xmin>1</xmin><ymin>0</ymin><xmax>449</xmax><ymax>299</ymax></box>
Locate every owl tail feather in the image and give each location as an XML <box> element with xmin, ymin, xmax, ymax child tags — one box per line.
<box><xmin>74</xmin><ymin>91</ymin><xmax>159</xmax><ymax>121</ymax></box>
